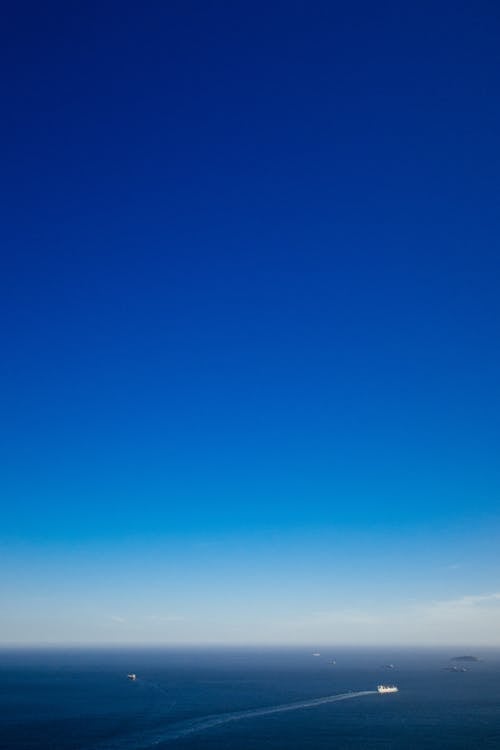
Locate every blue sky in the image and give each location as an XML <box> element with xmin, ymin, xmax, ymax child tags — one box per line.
<box><xmin>1</xmin><ymin>1</ymin><xmax>500</xmax><ymax>645</ymax></box>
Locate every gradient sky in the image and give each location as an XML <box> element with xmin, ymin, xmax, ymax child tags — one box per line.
<box><xmin>1</xmin><ymin>1</ymin><xmax>500</xmax><ymax>646</ymax></box>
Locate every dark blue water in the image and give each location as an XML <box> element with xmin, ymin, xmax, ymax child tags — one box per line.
<box><xmin>1</xmin><ymin>648</ymin><xmax>500</xmax><ymax>749</ymax></box>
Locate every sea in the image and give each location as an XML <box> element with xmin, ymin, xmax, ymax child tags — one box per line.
<box><xmin>1</xmin><ymin>647</ymin><xmax>500</xmax><ymax>749</ymax></box>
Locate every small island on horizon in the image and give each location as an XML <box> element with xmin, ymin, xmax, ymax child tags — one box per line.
<box><xmin>451</xmin><ymin>656</ymin><xmax>481</xmax><ymax>662</ymax></box>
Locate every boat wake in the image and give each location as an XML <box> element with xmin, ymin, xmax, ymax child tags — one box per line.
<box><xmin>91</xmin><ymin>689</ymin><xmax>376</xmax><ymax>749</ymax></box>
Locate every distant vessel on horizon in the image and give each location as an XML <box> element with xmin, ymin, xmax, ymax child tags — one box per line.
<box><xmin>377</xmin><ymin>684</ymin><xmax>398</xmax><ymax>694</ymax></box>
<box><xmin>127</xmin><ymin>674</ymin><xmax>137</xmax><ymax>681</ymax></box>
<box><xmin>312</xmin><ymin>652</ymin><xmax>321</xmax><ymax>657</ymax></box>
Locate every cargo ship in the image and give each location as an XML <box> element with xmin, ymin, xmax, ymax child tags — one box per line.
<box><xmin>377</xmin><ymin>684</ymin><xmax>398</xmax><ymax>694</ymax></box>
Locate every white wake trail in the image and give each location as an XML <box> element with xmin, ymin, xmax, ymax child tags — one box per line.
<box><xmin>91</xmin><ymin>690</ymin><xmax>377</xmax><ymax>749</ymax></box>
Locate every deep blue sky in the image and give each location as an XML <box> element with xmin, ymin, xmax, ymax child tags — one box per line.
<box><xmin>1</xmin><ymin>1</ymin><xmax>500</xmax><ymax>644</ymax></box>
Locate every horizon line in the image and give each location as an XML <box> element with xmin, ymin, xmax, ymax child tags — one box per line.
<box><xmin>1</xmin><ymin>642</ymin><xmax>499</xmax><ymax>650</ymax></box>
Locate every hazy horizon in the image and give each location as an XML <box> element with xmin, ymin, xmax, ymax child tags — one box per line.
<box><xmin>1</xmin><ymin>642</ymin><xmax>499</xmax><ymax>650</ymax></box>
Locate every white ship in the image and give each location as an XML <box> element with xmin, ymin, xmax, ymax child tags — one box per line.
<box><xmin>377</xmin><ymin>684</ymin><xmax>398</xmax><ymax>694</ymax></box>
<box><xmin>127</xmin><ymin>673</ymin><xmax>137</xmax><ymax>681</ymax></box>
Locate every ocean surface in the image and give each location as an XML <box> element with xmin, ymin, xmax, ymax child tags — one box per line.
<box><xmin>1</xmin><ymin>647</ymin><xmax>500</xmax><ymax>749</ymax></box>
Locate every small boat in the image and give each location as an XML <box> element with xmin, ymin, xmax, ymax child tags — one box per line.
<box><xmin>312</xmin><ymin>652</ymin><xmax>321</xmax><ymax>657</ymax></box>
<box><xmin>377</xmin><ymin>684</ymin><xmax>398</xmax><ymax>694</ymax></box>
<box><xmin>127</xmin><ymin>673</ymin><xmax>137</xmax><ymax>681</ymax></box>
